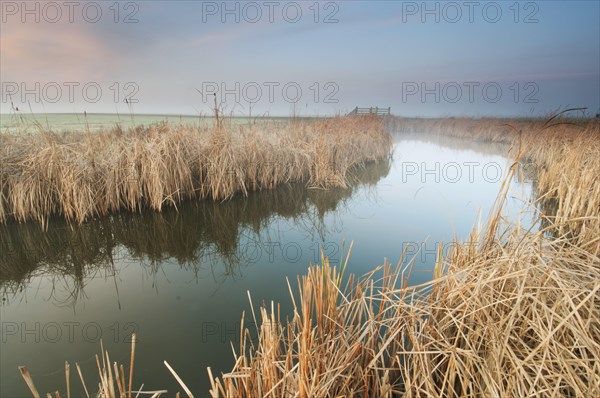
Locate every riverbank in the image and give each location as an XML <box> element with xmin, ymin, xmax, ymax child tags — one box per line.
<box><xmin>15</xmin><ymin>117</ymin><xmax>600</xmax><ymax>397</ymax></box>
<box><xmin>207</xmin><ymin>117</ymin><xmax>599</xmax><ymax>397</ymax></box>
<box><xmin>0</xmin><ymin>117</ymin><xmax>391</xmax><ymax>226</ymax></box>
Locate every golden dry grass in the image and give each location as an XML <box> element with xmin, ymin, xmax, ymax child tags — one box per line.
<box><xmin>0</xmin><ymin>116</ymin><xmax>391</xmax><ymax>227</ymax></box>
<box><xmin>16</xmin><ymin>117</ymin><xmax>600</xmax><ymax>397</ymax></box>
<box><xmin>525</xmin><ymin>126</ymin><xmax>599</xmax><ymax>255</ymax></box>
<box><xmin>1</xmin><ymin>161</ymin><xmax>392</xmax><ymax>307</ymax></box>
<box><xmin>204</xmin><ymin>118</ymin><xmax>599</xmax><ymax>397</ymax></box>
<box><xmin>206</xmin><ymin>236</ymin><xmax>599</xmax><ymax>397</ymax></box>
<box><xmin>18</xmin><ymin>226</ymin><xmax>600</xmax><ymax>397</ymax></box>
<box><xmin>394</xmin><ymin>116</ymin><xmax>599</xmax><ymax>254</ymax></box>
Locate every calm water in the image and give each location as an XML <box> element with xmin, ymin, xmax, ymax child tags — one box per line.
<box><xmin>0</xmin><ymin>131</ymin><xmax>535</xmax><ymax>397</ymax></box>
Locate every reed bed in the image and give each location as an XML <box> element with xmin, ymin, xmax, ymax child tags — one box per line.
<box><xmin>390</xmin><ymin>115</ymin><xmax>598</xmax><ymax>143</ymax></box>
<box><xmin>394</xmin><ymin>116</ymin><xmax>599</xmax><ymax>254</ymax></box>
<box><xmin>205</xmin><ymin>119</ymin><xmax>600</xmax><ymax>397</ymax></box>
<box><xmin>1</xmin><ymin>161</ymin><xmax>391</xmax><ymax>306</ymax></box>
<box><xmin>19</xmin><ymin>217</ymin><xmax>599</xmax><ymax>397</ymax></box>
<box><xmin>203</xmin><ymin>120</ymin><xmax>599</xmax><ymax>396</ymax></box>
<box><xmin>16</xmin><ymin>117</ymin><xmax>600</xmax><ymax>397</ymax></box>
<box><xmin>525</xmin><ymin>126</ymin><xmax>599</xmax><ymax>255</ymax></box>
<box><xmin>0</xmin><ymin>116</ymin><xmax>391</xmax><ymax>226</ymax></box>
<box><xmin>206</xmin><ymin>233</ymin><xmax>599</xmax><ymax>397</ymax></box>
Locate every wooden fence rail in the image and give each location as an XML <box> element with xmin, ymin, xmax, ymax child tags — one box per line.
<box><xmin>347</xmin><ymin>107</ymin><xmax>391</xmax><ymax>116</ymax></box>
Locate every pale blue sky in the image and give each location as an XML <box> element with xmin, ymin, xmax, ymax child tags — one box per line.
<box><xmin>1</xmin><ymin>0</ymin><xmax>598</xmax><ymax>116</ymax></box>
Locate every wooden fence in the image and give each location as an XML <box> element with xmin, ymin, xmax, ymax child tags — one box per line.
<box><xmin>347</xmin><ymin>107</ymin><xmax>391</xmax><ymax>116</ymax></box>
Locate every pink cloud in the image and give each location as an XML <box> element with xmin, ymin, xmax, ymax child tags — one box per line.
<box><xmin>1</xmin><ymin>21</ymin><xmax>122</xmax><ymax>82</ymax></box>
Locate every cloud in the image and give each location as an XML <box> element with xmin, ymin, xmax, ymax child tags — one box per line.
<box><xmin>1</xmin><ymin>21</ymin><xmax>122</xmax><ymax>82</ymax></box>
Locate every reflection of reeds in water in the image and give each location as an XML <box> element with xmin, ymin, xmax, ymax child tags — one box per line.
<box><xmin>395</xmin><ymin>116</ymin><xmax>599</xmax><ymax>254</ymax></box>
<box><xmin>0</xmin><ymin>117</ymin><xmax>392</xmax><ymax>226</ymax></box>
<box><xmin>0</xmin><ymin>216</ymin><xmax>118</xmax><ymax>305</ymax></box>
<box><xmin>20</xmin><ymin>211</ymin><xmax>600</xmax><ymax>397</ymax></box>
<box><xmin>17</xmin><ymin>117</ymin><xmax>599</xmax><ymax>397</ymax></box>
<box><xmin>392</xmin><ymin>130</ymin><xmax>511</xmax><ymax>157</ymax></box>
<box><xmin>204</xmin><ymin>119</ymin><xmax>600</xmax><ymax>397</ymax></box>
<box><xmin>0</xmin><ymin>160</ymin><xmax>392</xmax><ymax>303</ymax></box>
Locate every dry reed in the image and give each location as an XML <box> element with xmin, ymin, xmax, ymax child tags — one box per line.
<box><xmin>1</xmin><ymin>161</ymin><xmax>391</xmax><ymax>307</ymax></box>
<box><xmin>16</xmin><ymin>117</ymin><xmax>600</xmax><ymax>397</ymax></box>
<box><xmin>206</xmin><ymin>233</ymin><xmax>599</xmax><ymax>397</ymax></box>
<box><xmin>393</xmin><ymin>116</ymin><xmax>599</xmax><ymax>254</ymax></box>
<box><xmin>0</xmin><ymin>116</ymin><xmax>391</xmax><ymax>226</ymax></box>
<box><xmin>205</xmin><ymin>118</ymin><xmax>599</xmax><ymax>397</ymax></box>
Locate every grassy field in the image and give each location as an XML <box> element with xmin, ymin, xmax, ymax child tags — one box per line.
<box><xmin>16</xmin><ymin>117</ymin><xmax>600</xmax><ymax>397</ymax></box>
<box><xmin>0</xmin><ymin>116</ymin><xmax>391</xmax><ymax>227</ymax></box>
<box><xmin>0</xmin><ymin>113</ymin><xmax>313</xmax><ymax>134</ymax></box>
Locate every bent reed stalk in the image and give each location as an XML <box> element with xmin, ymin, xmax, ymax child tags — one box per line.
<box><xmin>17</xmin><ymin>118</ymin><xmax>600</xmax><ymax>397</ymax></box>
<box><xmin>394</xmin><ymin>116</ymin><xmax>599</xmax><ymax>255</ymax></box>
<box><xmin>204</xmin><ymin>119</ymin><xmax>599</xmax><ymax>397</ymax></box>
<box><xmin>0</xmin><ymin>116</ymin><xmax>392</xmax><ymax>227</ymax></box>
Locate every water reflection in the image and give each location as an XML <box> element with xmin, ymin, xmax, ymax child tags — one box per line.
<box><xmin>392</xmin><ymin>131</ymin><xmax>539</xmax><ymax>185</ymax></box>
<box><xmin>0</xmin><ymin>160</ymin><xmax>391</xmax><ymax>306</ymax></box>
<box><xmin>1</xmin><ymin>133</ymin><xmax>539</xmax><ymax>397</ymax></box>
<box><xmin>392</xmin><ymin>131</ymin><xmax>511</xmax><ymax>157</ymax></box>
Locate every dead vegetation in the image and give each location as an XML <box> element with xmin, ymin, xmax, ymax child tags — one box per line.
<box><xmin>0</xmin><ymin>116</ymin><xmax>392</xmax><ymax>227</ymax></box>
<box><xmin>16</xmin><ymin>117</ymin><xmax>600</xmax><ymax>397</ymax></box>
<box><xmin>204</xmin><ymin>118</ymin><xmax>599</xmax><ymax>397</ymax></box>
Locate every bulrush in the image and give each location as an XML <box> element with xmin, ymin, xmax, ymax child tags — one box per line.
<box><xmin>16</xmin><ymin>118</ymin><xmax>600</xmax><ymax>398</ymax></box>
<box><xmin>0</xmin><ymin>116</ymin><xmax>392</xmax><ymax>227</ymax></box>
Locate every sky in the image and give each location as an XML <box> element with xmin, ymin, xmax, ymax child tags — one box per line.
<box><xmin>1</xmin><ymin>0</ymin><xmax>599</xmax><ymax>117</ymax></box>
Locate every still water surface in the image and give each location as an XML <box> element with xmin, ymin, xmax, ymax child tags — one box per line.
<box><xmin>0</xmin><ymin>132</ymin><xmax>535</xmax><ymax>397</ymax></box>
